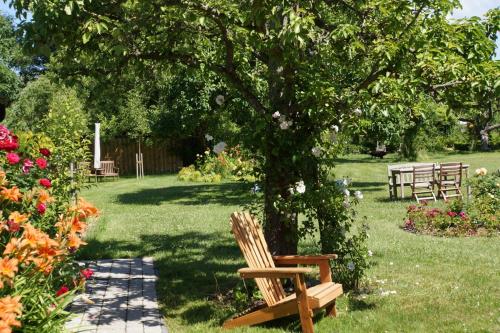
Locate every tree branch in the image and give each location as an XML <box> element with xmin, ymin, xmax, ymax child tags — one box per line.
<box><xmin>355</xmin><ymin>3</ymin><xmax>427</xmax><ymax>92</ymax></box>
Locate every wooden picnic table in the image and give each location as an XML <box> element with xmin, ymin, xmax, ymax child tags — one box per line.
<box><xmin>389</xmin><ymin>163</ymin><xmax>470</xmax><ymax>199</ymax></box>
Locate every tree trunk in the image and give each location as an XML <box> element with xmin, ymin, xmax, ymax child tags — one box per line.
<box><xmin>400</xmin><ymin>123</ymin><xmax>420</xmax><ymax>160</ymax></box>
<box><xmin>480</xmin><ymin>128</ymin><xmax>490</xmax><ymax>151</ymax></box>
<box><xmin>262</xmin><ymin>42</ymin><xmax>299</xmax><ymax>255</ymax></box>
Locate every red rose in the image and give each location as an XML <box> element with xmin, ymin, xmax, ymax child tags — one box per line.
<box><xmin>39</xmin><ymin>178</ymin><xmax>52</xmax><ymax>188</ymax></box>
<box><xmin>81</xmin><ymin>268</ymin><xmax>94</xmax><ymax>280</ymax></box>
<box><xmin>39</xmin><ymin>148</ymin><xmax>51</xmax><ymax>157</ymax></box>
<box><xmin>447</xmin><ymin>211</ymin><xmax>457</xmax><ymax>217</ymax></box>
<box><xmin>6</xmin><ymin>153</ymin><xmax>20</xmax><ymax>164</ymax></box>
<box><xmin>36</xmin><ymin>158</ymin><xmax>48</xmax><ymax>169</ymax></box>
<box><xmin>56</xmin><ymin>285</ymin><xmax>69</xmax><ymax>297</ymax></box>
<box><xmin>37</xmin><ymin>203</ymin><xmax>47</xmax><ymax>214</ymax></box>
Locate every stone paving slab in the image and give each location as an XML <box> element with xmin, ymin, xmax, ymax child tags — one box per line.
<box><xmin>66</xmin><ymin>258</ymin><xmax>167</xmax><ymax>333</ymax></box>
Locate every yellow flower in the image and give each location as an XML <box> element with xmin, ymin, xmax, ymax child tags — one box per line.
<box><xmin>474</xmin><ymin>168</ymin><xmax>488</xmax><ymax>176</ymax></box>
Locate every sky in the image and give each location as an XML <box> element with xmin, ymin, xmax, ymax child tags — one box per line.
<box><xmin>1</xmin><ymin>0</ymin><xmax>499</xmax><ymax>52</ymax></box>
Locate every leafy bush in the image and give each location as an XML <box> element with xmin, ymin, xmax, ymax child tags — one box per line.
<box><xmin>178</xmin><ymin>145</ymin><xmax>254</xmax><ymax>183</ymax></box>
<box><xmin>403</xmin><ymin>170</ymin><xmax>499</xmax><ymax>236</ymax></box>
<box><xmin>0</xmin><ymin>124</ymin><xmax>98</xmax><ymax>332</ymax></box>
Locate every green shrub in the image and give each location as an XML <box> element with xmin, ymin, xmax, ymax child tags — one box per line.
<box><xmin>177</xmin><ymin>146</ymin><xmax>255</xmax><ymax>183</ymax></box>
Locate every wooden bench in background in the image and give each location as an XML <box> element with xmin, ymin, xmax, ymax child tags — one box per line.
<box><xmin>99</xmin><ymin>161</ymin><xmax>119</xmax><ymax>180</ymax></box>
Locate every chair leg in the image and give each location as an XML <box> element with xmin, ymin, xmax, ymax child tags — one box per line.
<box><xmin>325</xmin><ymin>300</ymin><xmax>337</xmax><ymax>317</ymax></box>
<box><xmin>294</xmin><ymin>274</ymin><xmax>314</xmax><ymax>333</ymax></box>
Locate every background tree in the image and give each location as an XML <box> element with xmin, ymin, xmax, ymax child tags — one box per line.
<box><xmin>8</xmin><ymin>0</ymin><xmax>474</xmax><ymax>286</ymax></box>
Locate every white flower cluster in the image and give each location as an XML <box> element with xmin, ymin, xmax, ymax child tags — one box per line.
<box><xmin>272</xmin><ymin>113</ymin><xmax>293</xmax><ymax>130</ymax></box>
<box><xmin>347</xmin><ymin>261</ymin><xmax>355</xmax><ymax>271</ymax></box>
<box><xmin>289</xmin><ymin>180</ymin><xmax>306</xmax><ymax>195</ymax></box>
<box><xmin>215</xmin><ymin>95</ymin><xmax>225</xmax><ymax>105</ymax></box>
<box><xmin>205</xmin><ymin>134</ymin><xmax>213</xmax><ymax>141</ymax></box>
<box><xmin>213</xmin><ymin>141</ymin><xmax>227</xmax><ymax>154</ymax></box>
<box><xmin>335</xmin><ymin>178</ymin><xmax>362</xmax><ymax>207</ymax></box>
<box><xmin>311</xmin><ymin>147</ymin><xmax>322</xmax><ymax>157</ymax></box>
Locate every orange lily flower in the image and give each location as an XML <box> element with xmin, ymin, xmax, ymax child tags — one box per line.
<box><xmin>7</xmin><ymin>212</ymin><xmax>28</xmax><ymax>225</ymax></box>
<box><xmin>37</xmin><ymin>189</ymin><xmax>54</xmax><ymax>204</ymax></box>
<box><xmin>0</xmin><ymin>187</ymin><xmax>22</xmax><ymax>202</ymax></box>
<box><xmin>0</xmin><ymin>296</ymin><xmax>22</xmax><ymax>316</ymax></box>
<box><xmin>0</xmin><ymin>257</ymin><xmax>18</xmax><ymax>279</ymax></box>
<box><xmin>3</xmin><ymin>238</ymin><xmax>20</xmax><ymax>256</ymax></box>
<box><xmin>0</xmin><ymin>171</ymin><xmax>7</xmax><ymax>186</ymax></box>
<box><xmin>20</xmin><ymin>224</ymin><xmax>44</xmax><ymax>249</ymax></box>
<box><xmin>67</xmin><ymin>233</ymin><xmax>86</xmax><ymax>249</ymax></box>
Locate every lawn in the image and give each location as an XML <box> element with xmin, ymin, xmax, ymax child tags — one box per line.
<box><xmin>79</xmin><ymin>151</ymin><xmax>500</xmax><ymax>332</ymax></box>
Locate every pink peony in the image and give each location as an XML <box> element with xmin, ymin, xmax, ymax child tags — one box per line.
<box><xmin>37</xmin><ymin>203</ymin><xmax>46</xmax><ymax>214</ymax></box>
<box><xmin>81</xmin><ymin>268</ymin><xmax>94</xmax><ymax>280</ymax></box>
<box><xmin>39</xmin><ymin>148</ymin><xmax>51</xmax><ymax>157</ymax></box>
<box><xmin>39</xmin><ymin>178</ymin><xmax>52</xmax><ymax>188</ymax></box>
<box><xmin>56</xmin><ymin>285</ymin><xmax>69</xmax><ymax>297</ymax></box>
<box><xmin>36</xmin><ymin>158</ymin><xmax>47</xmax><ymax>169</ymax></box>
<box><xmin>0</xmin><ymin>125</ymin><xmax>9</xmax><ymax>140</ymax></box>
<box><xmin>6</xmin><ymin>152</ymin><xmax>20</xmax><ymax>164</ymax></box>
<box><xmin>23</xmin><ymin>159</ymin><xmax>34</xmax><ymax>174</ymax></box>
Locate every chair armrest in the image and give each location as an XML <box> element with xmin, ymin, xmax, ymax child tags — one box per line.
<box><xmin>238</xmin><ymin>267</ymin><xmax>312</xmax><ymax>279</ymax></box>
<box><xmin>272</xmin><ymin>254</ymin><xmax>337</xmax><ymax>265</ymax></box>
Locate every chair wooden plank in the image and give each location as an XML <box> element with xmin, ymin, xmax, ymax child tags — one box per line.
<box><xmin>243</xmin><ymin>212</ymin><xmax>285</xmax><ymax>302</ymax></box>
<box><xmin>240</xmin><ymin>212</ymin><xmax>285</xmax><ymax>304</ymax></box>
<box><xmin>231</xmin><ymin>214</ymin><xmax>276</xmax><ymax>305</ymax></box>
<box><xmin>231</xmin><ymin>213</ymin><xmax>282</xmax><ymax>305</ymax></box>
<box><xmin>233</xmin><ymin>213</ymin><xmax>278</xmax><ymax>304</ymax></box>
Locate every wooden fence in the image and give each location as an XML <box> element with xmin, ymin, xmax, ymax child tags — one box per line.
<box><xmin>96</xmin><ymin>138</ymin><xmax>183</xmax><ymax>175</ymax></box>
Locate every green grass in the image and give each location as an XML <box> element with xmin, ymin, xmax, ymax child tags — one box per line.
<box><xmin>80</xmin><ymin>151</ymin><xmax>500</xmax><ymax>332</ymax></box>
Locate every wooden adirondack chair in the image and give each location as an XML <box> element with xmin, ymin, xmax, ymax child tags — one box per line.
<box><xmin>223</xmin><ymin>212</ymin><xmax>343</xmax><ymax>333</ymax></box>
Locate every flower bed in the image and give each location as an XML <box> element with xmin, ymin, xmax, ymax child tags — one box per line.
<box><xmin>403</xmin><ymin>169</ymin><xmax>499</xmax><ymax>236</ymax></box>
<box><xmin>0</xmin><ymin>125</ymin><xmax>98</xmax><ymax>332</ymax></box>
<box><xmin>178</xmin><ymin>145</ymin><xmax>254</xmax><ymax>183</ymax></box>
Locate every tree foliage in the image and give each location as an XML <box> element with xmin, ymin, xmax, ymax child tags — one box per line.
<box><xmin>9</xmin><ymin>0</ymin><xmax>492</xmax><ymax>287</ymax></box>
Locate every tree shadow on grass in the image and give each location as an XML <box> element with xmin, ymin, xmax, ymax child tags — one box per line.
<box><xmin>77</xmin><ymin>231</ymin><xmax>334</xmax><ymax>331</ymax></box>
<box><xmin>348</xmin><ymin>298</ymin><xmax>376</xmax><ymax>312</ymax></box>
<box><xmin>77</xmin><ymin>231</ymin><xmax>244</xmax><ymax>325</ymax></box>
<box><xmin>351</xmin><ymin>181</ymin><xmax>386</xmax><ymax>193</ymax></box>
<box><xmin>116</xmin><ymin>182</ymin><xmax>252</xmax><ymax>206</ymax></box>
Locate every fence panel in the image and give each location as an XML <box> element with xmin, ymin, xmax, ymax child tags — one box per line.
<box><xmin>96</xmin><ymin>138</ymin><xmax>183</xmax><ymax>175</ymax></box>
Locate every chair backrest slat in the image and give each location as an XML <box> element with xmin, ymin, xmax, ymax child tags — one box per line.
<box><xmin>439</xmin><ymin>162</ymin><xmax>462</xmax><ymax>185</ymax></box>
<box><xmin>100</xmin><ymin>161</ymin><xmax>115</xmax><ymax>174</ymax></box>
<box><xmin>230</xmin><ymin>212</ymin><xmax>285</xmax><ymax>306</ymax></box>
<box><xmin>412</xmin><ymin>164</ymin><xmax>435</xmax><ymax>186</ymax></box>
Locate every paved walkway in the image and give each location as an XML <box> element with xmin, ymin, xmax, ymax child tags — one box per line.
<box><xmin>66</xmin><ymin>258</ymin><xmax>168</xmax><ymax>333</ymax></box>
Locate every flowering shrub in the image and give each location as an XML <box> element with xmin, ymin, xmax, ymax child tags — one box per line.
<box><xmin>178</xmin><ymin>145</ymin><xmax>254</xmax><ymax>183</ymax></box>
<box><xmin>0</xmin><ymin>125</ymin><xmax>98</xmax><ymax>332</ymax></box>
<box><xmin>403</xmin><ymin>169</ymin><xmax>499</xmax><ymax>236</ymax></box>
